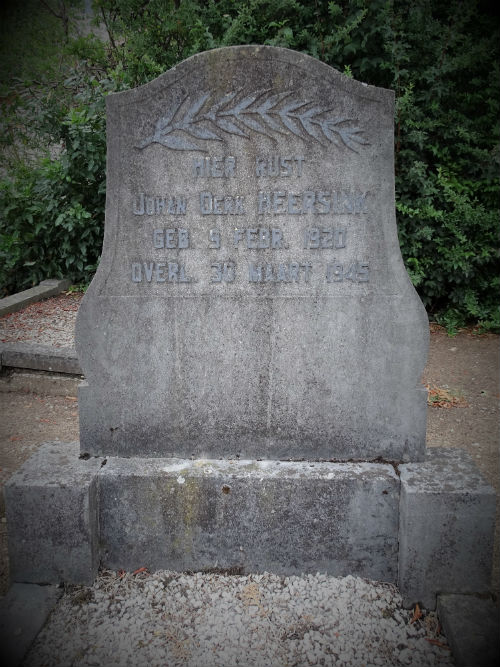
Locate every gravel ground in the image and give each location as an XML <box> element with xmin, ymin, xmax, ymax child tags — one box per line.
<box><xmin>23</xmin><ymin>570</ymin><xmax>453</xmax><ymax>667</ymax></box>
<box><xmin>2</xmin><ymin>293</ymin><xmax>498</xmax><ymax>666</ymax></box>
<box><xmin>0</xmin><ymin>292</ymin><xmax>80</xmax><ymax>348</ymax></box>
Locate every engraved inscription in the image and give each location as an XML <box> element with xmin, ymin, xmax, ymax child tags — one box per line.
<box><xmin>258</xmin><ymin>190</ymin><xmax>369</xmax><ymax>215</ymax></box>
<box><xmin>193</xmin><ymin>156</ymin><xmax>236</xmax><ymax>178</ymax></box>
<box><xmin>131</xmin><ymin>130</ymin><xmax>374</xmax><ymax>289</ymax></box>
<box><xmin>211</xmin><ymin>262</ymin><xmax>236</xmax><ymax>283</ymax></box>
<box><xmin>153</xmin><ymin>229</ymin><xmax>190</xmax><ymax>249</ymax></box>
<box><xmin>248</xmin><ymin>262</ymin><xmax>313</xmax><ymax>283</ymax></box>
<box><xmin>233</xmin><ymin>228</ymin><xmax>283</xmax><ymax>249</ymax></box>
<box><xmin>326</xmin><ymin>262</ymin><xmax>369</xmax><ymax>282</ymax></box>
<box><xmin>208</xmin><ymin>229</ymin><xmax>221</xmax><ymax>249</ymax></box>
<box><xmin>200</xmin><ymin>191</ymin><xmax>245</xmax><ymax>215</ymax></box>
<box><xmin>255</xmin><ymin>155</ymin><xmax>305</xmax><ymax>177</ymax></box>
<box><xmin>129</xmin><ymin>182</ymin><xmax>373</xmax><ymax>287</ymax></box>
<box><xmin>303</xmin><ymin>228</ymin><xmax>346</xmax><ymax>249</ymax></box>
<box><xmin>133</xmin><ymin>193</ymin><xmax>187</xmax><ymax>215</ymax></box>
<box><xmin>131</xmin><ymin>262</ymin><xmax>192</xmax><ymax>283</ymax></box>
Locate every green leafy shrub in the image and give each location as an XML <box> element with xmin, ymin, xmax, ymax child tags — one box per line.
<box><xmin>0</xmin><ymin>86</ymin><xmax>106</xmax><ymax>295</ymax></box>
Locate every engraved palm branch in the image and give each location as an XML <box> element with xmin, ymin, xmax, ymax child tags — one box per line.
<box><xmin>138</xmin><ymin>89</ymin><xmax>368</xmax><ymax>153</ymax></box>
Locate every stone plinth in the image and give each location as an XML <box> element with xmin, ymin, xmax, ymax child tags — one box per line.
<box><xmin>5</xmin><ymin>442</ymin><xmax>496</xmax><ymax>611</ymax></box>
<box><xmin>5</xmin><ymin>442</ymin><xmax>102</xmax><ymax>585</ymax></box>
<box><xmin>98</xmin><ymin>457</ymin><xmax>400</xmax><ymax>581</ymax></box>
<box><xmin>398</xmin><ymin>448</ymin><xmax>496</xmax><ymax>609</ymax></box>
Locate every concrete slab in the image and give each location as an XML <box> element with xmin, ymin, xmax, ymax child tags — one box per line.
<box><xmin>0</xmin><ymin>583</ymin><xmax>62</xmax><ymax>667</ymax></box>
<box><xmin>398</xmin><ymin>448</ymin><xmax>496</xmax><ymax>610</ymax></box>
<box><xmin>4</xmin><ymin>442</ymin><xmax>103</xmax><ymax>585</ymax></box>
<box><xmin>0</xmin><ymin>279</ymin><xmax>70</xmax><ymax>317</ymax></box>
<box><xmin>0</xmin><ymin>370</ymin><xmax>82</xmax><ymax>396</ymax></box>
<box><xmin>0</xmin><ymin>342</ymin><xmax>81</xmax><ymax>374</ymax></box>
<box><xmin>99</xmin><ymin>457</ymin><xmax>400</xmax><ymax>582</ymax></box>
<box><xmin>437</xmin><ymin>594</ymin><xmax>499</xmax><ymax>667</ymax></box>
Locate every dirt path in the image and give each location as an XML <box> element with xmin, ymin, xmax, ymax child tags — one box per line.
<box><xmin>423</xmin><ymin>326</ymin><xmax>499</xmax><ymax>490</ymax></box>
<box><xmin>0</xmin><ymin>324</ymin><xmax>498</xmax><ymax>598</ymax></box>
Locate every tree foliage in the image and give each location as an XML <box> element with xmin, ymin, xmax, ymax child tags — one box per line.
<box><xmin>0</xmin><ymin>0</ymin><xmax>498</xmax><ymax>332</ymax></box>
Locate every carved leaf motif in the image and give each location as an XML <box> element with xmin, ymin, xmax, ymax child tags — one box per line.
<box><xmin>203</xmin><ymin>90</ymin><xmax>240</xmax><ymax>120</ymax></box>
<box><xmin>155</xmin><ymin>133</ymin><xmax>202</xmax><ymax>151</ymax></box>
<box><xmin>214</xmin><ymin>117</ymin><xmax>248</xmax><ymax>137</ymax></box>
<box><xmin>182</xmin><ymin>93</ymin><xmax>211</xmax><ymax>125</ymax></box>
<box><xmin>300</xmin><ymin>117</ymin><xmax>323</xmax><ymax>142</ymax></box>
<box><xmin>184</xmin><ymin>125</ymin><xmax>221</xmax><ymax>140</ymax></box>
<box><xmin>155</xmin><ymin>97</ymin><xmax>185</xmax><ymax>133</ymax></box>
<box><xmin>280</xmin><ymin>99</ymin><xmax>310</xmax><ymax>114</ymax></box>
<box><xmin>220</xmin><ymin>93</ymin><xmax>260</xmax><ymax>116</ymax></box>
<box><xmin>279</xmin><ymin>113</ymin><xmax>303</xmax><ymax>138</ymax></box>
<box><xmin>319</xmin><ymin>122</ymin><xmax>342</xmax><ymax>146</ymax></box>
<box><xmin>254</xmin><ymin>91</ymin><xmax>291</xmax><ymax>112</ymax></box>
<box><xmin>259</xmin><ymin>113</ymin><xmax>284</xmax><ymax>133</ymax></box>
<box><xmin>137</xmin><ymin>89</ymin><xmax>368</xmax><ymax>152</ymax></box>
<box><xmin>237</xmin><ymin>115</ymin><xmax>268</xmax><ymax>134</ymax></box>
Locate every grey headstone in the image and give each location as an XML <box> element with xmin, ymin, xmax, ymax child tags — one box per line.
<box><xmin>76</xmin><ymin>45</ymin><xmax>428</xmax><ymax>461</ymax></box>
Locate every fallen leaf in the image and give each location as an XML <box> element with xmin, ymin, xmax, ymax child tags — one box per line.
<box><xmin>240</xmin><ymin>582</ymin><xmax>262</xmax><ymax>606</ymax></box>
<box><xmin>425</xmin><ymin>385</ymin><xmax>468</xmax><ymax>408</ymax></box>
<box><xmin>65</xmin><ymin>396</ymin><xmax>77</xmax><ymax>401</ymax></box>
<box><xmin>132</xmin><ymin>566</ymin><xmax>149</xmax><ymax>576</ymax></box>
<box><xmin>410</xmin><ymin>603</ymin><xmax>422</xmax><ymax>623</ymax></box>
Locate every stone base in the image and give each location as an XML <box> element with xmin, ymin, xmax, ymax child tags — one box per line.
<box><xmin>4</xmin><ymin>445</ymin><xmax>495</xmax><ymax>609</ymax></box>
<box><xmin>98</xmin><ymin>458</ymin><xmax>400</xmax><ymax>581</ymax></box>
<box><xmin>4</xmin><ymin>442</ymin><xmax>102</xmax><ymax>585</ymax></box>
<box><xmin>398</xmin><ymin>448</ymin><xmax>496</xmax><ymax>609</ymax></box>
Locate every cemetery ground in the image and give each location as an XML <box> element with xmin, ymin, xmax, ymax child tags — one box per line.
<box><xmin>0</xmin><ymin>295</ymin><xmax>498</xmax><ymax>666</ymax></box>
<box><xmin>0</xmin><ymin>293</ymin><xmax>498</xmax><ymax>602</ymax></box>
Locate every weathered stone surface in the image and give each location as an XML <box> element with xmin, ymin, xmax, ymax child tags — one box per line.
<box><xmin>76</xmin><ymin>45</ymin><xmax>428</xmax><ymax>462</ymax></box>
<box><xmin>4</xmin><ymin>442</ymin><xmax>102</xmax><ymax>585</ymax></box>
<box><xmin>398</xmin><ymin>448</ymin><xmax>496</xmax><ymax>610</ymax></box>
<box><xmin>98</xmin><ymin>457</ymin><xmax>400</xmax><ymax>581</ymax></box>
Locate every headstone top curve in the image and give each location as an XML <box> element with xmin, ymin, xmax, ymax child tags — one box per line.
<box><xmin>108</xmin><ymin>45</ymin><xmax>394</xmax><ymax>107</ymax></box>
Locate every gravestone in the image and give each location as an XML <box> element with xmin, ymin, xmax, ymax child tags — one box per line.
<box><xmin>75</xmin><ymin>45</ymin><xmax>429</xmax><ymax>462</ymax></box>
<box><xmin>6</xmin><ymin>47</ymin><xmax>494</xmax><ymax>608</ymax></box>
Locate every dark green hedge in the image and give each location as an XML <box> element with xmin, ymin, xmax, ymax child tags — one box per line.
<box><xmin>1</xmin><ymin>0</ymin><xmax>498</xmax><ymax>332</ymax></box>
